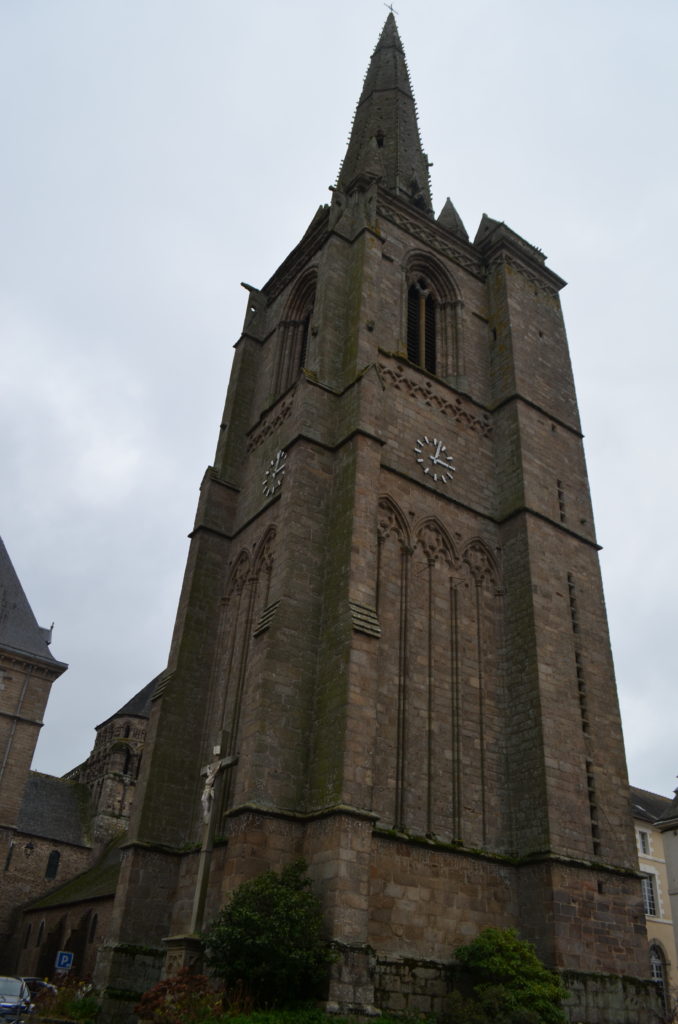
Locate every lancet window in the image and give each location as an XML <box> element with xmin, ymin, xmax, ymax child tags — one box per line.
<box><xmin>407</xmin><ymin>277</ymin><xmax>436</xmax><ymax>373</ymax></box>
<box><xmin>404</xmin><ymin>256</ymin><xmax>463</xmax><ymax>379</ymax></box>
<box><xmin>275</xmin><ymin>271</ymin><xmax>317</xmax><ymax>395</ymax></box>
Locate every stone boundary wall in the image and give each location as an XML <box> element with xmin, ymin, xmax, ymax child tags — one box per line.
<box><xmin>372</xmin><ymin>951</ymin><xmax>661</xmax><ymax>1024</ymax></box>
<box><xmin>373</xmin><ymin>954</ymin><xmax>449</xmax><ymax>1015</ymax></box>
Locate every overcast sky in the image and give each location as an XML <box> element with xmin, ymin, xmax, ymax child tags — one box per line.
<box><xmin>2</xmin><ymin>0</ymin><xmax>677</xmax><ymax>797</ymax></box>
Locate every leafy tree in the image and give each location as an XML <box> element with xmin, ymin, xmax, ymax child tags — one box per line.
<box><xmin>449</xmin><ymin>927</ymin><xmax>568</xmax><ymax>1024</ymax></box>
<box><xmin>202</xmin><ymin>860</ymin><xmax>333</xmax><ymax>1007</ymax></box>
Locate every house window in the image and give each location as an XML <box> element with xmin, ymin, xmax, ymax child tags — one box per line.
<box><xmin>650</xmin><ymin>944</ymin><xmax>668</xmax><ymax>1010</ymax></box>
<box><xmin>45</xmin><ymin>849</ymin><xmax>60</xmax><ymax>880</ymax></box>
<box><xmin>407</xmin><ymin>278</ymin><xmax>436</xmax><ymax>374</ymax></box>
<box><xmin>638</xmin><ymin>830</ymin><xmax>650</xmax><ymax>855</ymax></box>
<box><xmin>642</xmin><ymin>874</ymin><xmax>658</xmax><ymax>916</ymax></box>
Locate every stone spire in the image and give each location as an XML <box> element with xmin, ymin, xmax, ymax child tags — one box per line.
<box><xmin>337</xmin><ymin>14</ymin><xmax>433</xmax><ymax>215</ymax></box>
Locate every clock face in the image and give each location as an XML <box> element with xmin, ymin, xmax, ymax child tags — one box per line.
<box><xmin>414</xmin><ymin>436</ymin><xmax>455</xmax><ymax>484</ymax></box>
<box><xmin>263</xmin><ymin>449</ymin><xmax>287</xmax><ymax>497</ymax></box>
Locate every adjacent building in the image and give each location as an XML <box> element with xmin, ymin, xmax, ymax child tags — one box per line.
<box><xmin>0</xmin><ymin>534</ymin><xmax>153</xmax><ymax>977</ymax></box>
<box><xmin>631</xmin><ymin>786</ymin><xmax>678</xmax><ymax>1012</ymax></box>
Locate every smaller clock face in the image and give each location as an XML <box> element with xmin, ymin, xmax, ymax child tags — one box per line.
<box><xmin>414</xmin><ymin>436</ymin><xmax>455</xmax><ymax>484</ymax></box>
<box><xmin>263</xmin><ymin>449</ymin><xmax>287</xmax><ymax>497</ymax></box>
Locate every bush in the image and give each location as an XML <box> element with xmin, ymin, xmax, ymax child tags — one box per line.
<box><xmin>35</xmin><ymin>980</ymin><xmax>101</xmax><ymax>1023</ymax></box>
<box><xmin>449</xmin><ymin>927</ymin><xmax>568</xmax><ymax>1024</ymax></box>
<box><xmin>202</xmin><ymin>860</ymin><xmax>333</xmax><ymax>1007</ymax></box>
<box><xmin>135</xmin><ymin>969</ymin><xmax>223</xmax><ymax>1024</ymax></box>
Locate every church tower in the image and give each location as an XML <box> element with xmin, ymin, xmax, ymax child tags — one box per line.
<box><xmin>0</xmin><ymin>537</ymin><xmax>68</xmax><ymax>949</ymax></box>
<box><xmin>97</xmin><ymin>17</ymin><xmax>654</xmax><ymax>1022</ymax></box>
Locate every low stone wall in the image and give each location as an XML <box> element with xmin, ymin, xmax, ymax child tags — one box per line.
<box><xmin>369</xmin><ymin>950</ymin><xmax>661</xmax><ymax>1024</ymax></box>
<box><xmin>374</xmin><ymin>954</ymin><xmax>449</xmax><ymax>1015</ymax></box>
<box><xmin>562</xmin><ymin>971</ymin><xmax>662</xmax><ymax>1024</ymax></box>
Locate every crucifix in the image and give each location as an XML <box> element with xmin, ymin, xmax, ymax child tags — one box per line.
<box><xmin>384</xmin><ymin>2</ymin><xmax>399</xmax><ymax>13</ymax></box>
<box><xmin>189</xmin><ymin>749</ymin><xmax>236</xmax><ymax>934</ymax></box>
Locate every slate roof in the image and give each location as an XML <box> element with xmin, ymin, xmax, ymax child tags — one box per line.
<box><xmin>25</xmin><ymin>838</ymin><xmax>122</xmax><ymax>910</ymax></box>
<box><xmin>96</xmin><ymin>675</ymin><xmax>157</xmax><ymax>730</ymax></box>
<box><xmin>0</xmin><ymin>536</ymin><xmax>67</xmax><ymax>669</ymax></box>
<box><xmin>655</xmin><ymin>789</ymin><xmax>678</xmax><ymax>827</ymax></box>
<box><xmin>630</xmin><ymin>785</ymin><xmax>673</xmax><ymax>824</ymax></box>
<box><xmin>16</xmin><ymin>772</ymin><xmax>90</xmax><ymax>847</ymax></box>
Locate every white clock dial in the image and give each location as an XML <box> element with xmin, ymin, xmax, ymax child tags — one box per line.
<box><xmin>413</xmin><ymin>436</ymin><xmax>455</xmax><ymax>484</ymax></box>
<box><xmin>263</xmin><ymin>449</ymin><xmax>287</xmax><ymax>497</ymax></box>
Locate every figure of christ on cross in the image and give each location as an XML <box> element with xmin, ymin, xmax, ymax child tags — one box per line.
<box><xmin>189</xmin><ymin>753</ymin><xmax>236</xmax><ymax>934</ymax></box>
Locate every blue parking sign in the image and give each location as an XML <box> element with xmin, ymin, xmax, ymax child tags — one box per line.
<box><xmin>55</xmin><ymin>950</ymin><xmax>74</xmax><ymax>970</ymax></box>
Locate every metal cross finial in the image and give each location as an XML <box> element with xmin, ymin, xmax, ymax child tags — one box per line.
<box><xmin>384</xmin><ymin>2</ymin><xmax>399</xmax><ymax>14</ymax></box>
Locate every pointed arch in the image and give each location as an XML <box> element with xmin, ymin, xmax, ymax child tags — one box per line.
<box><xmin>213</xmin><ymin>547</ymin><xmax>254</xmax><ymax>757</ymax></box>
<box><xmin>377</xmin><ymin>496</ymin><xmax>410</xmax><ymax>548</ymax></box>
<box><xmin>414</xmin><ymin>517</ymin><xmax>457</xmax><ymax>568</ymax></box>
<box><xmin>253</xmin><ymin>526</ymin><xmax>277</xmax><ymax>625</ymax></box>
<box><xmin>275</xmin><ymin>268</ymin><xmax>318</xmax><ymax>394</ymax></box>
<box><xmin>253</xmin><ymin>526</ymin><xmax>276</xmax><ymax>575</ymax></box>
<box><xmin>461</xmin><ymin>538</ymin><xmax>500</xmax><ymax>588</ymax></box>
<box><xmin>225</xmin><ymin>549</ymin><xmax>252</xmax><ymax>599</ymax></box>
<box><xmin>403</xmin><ymin>251</ymin><xmax>464</xmax><ymax>379</ymax></box>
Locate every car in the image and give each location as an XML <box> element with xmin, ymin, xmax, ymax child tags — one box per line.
<box><xmin>22</xmin><ymin>978</ymin><xmax>57</xmax><ymax>999</ymax></box>
<box><xmin>0</xmin><ymin>977</ymin><xmax>32</xmax><ymax>1022</ymax></box>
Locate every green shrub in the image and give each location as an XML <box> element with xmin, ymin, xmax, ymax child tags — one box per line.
<box><xmin>449</xmin><ymin>927</ymin><xmax>568</xmax><ymax>1024</ymax></box>
<box><xmin>202</xmin><ymin>860</ymin><xmax>333</xmax><ymax>1008</ymax></box>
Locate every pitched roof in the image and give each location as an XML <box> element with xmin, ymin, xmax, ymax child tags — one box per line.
<box><xmin>655</xmin><ymin>789</ymin><xmax>678</xmax><ymax>827</ymax></box>
<box><xmin>96</xmin><ymin>675</ymin><xmax>157</xmax><ymax>730</ymax></box>
<box><xmin>337</xmin><ymin>14</ymin><xmax>433</xmax><ymax>215</ymax></box>
<box><xmin>16</xmin><ymin>772</ymin><xmax>90</xmax><ymax>847</ymax></box>
<box><xmin>630</xmin><ymin>785</ymin><xmax>673</xmax><ymax>824</ymax></box>
<box><xmin>25</xmin><ymin>838</ymin><xmax>122</xmax><ymax>910</ymax></box>
<box><xmin>0</xmin><ymin>536</ymin><xmax>67</xmax><ymax>669</ymax></box>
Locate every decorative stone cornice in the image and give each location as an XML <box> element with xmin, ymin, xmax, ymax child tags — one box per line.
<box><xmin>378</xmin><ymin>196</ymin><xmax>484</xmax><ymax>278</ymax></box>
<box><xmin>379</xmin><ymin>359</ymin><xmax>493</xmax><ymax>438</ymax></box>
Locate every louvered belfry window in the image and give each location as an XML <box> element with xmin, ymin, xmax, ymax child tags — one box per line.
<box><xmin>407</xmin><ymin>278</ymin><xmax>436</xmax><ymax>374</ymax></box>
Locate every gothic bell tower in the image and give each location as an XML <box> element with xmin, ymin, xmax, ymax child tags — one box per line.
<box><xmin>97</xmin><ymin>16</ymin><xmax>655</xmax><ymax>1022</ymax></box>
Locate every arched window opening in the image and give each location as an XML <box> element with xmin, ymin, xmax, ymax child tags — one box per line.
<box><xmin>123</xmin><ymin>748</ymin><xmax>132</xmax><ymax>775</ymax></box>
<box><xmin>276</xmin><ymin>272</ymin><xmax>317</xmax><ymax>395</ymax></box>
<box><xmin>407</xmin><ymin>278</ymin><xmax>436</xmax><ymax>374</ymax></box>
<box><xmin>36</xmin><ymin>919</ymin><xmax>45</xmax><ymax>946</ymax></box>
<box><xmin>23</xmin><ymin>923</ymin><xmax>32</xmax><ymax>948</ymax></box>
<box><xmin>299</xmin><ymin>312</ymin><xmax>311</xmax><ymax>371</ymax></box>
<box><xmin>89</xmin><ymin>913</ymin><xmax>98</xmax><ymax>943</ymax></box>
<box><xmin>650</xmin><ymin>944</ymin><xmax>668</xmax><ymax>1011</ymax></box>
<box><xmin>4</xmin><ymin>841</ymin><xmax>14</xmax><ymax>872</ymax></box>
<box><xmin>45</xmin><ymin>850</ymin><xmax>60</xmax><ymax>880</ymax></box>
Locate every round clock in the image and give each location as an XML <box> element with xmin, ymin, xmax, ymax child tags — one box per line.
<box><xmin>413</xmin><ymin>436</ymin><xmax>455</xmax><ymax>484</ymax></box>
<box><xmin>263</xmin><ymin>449</ymin><xmax>287</xmax><ymax>497</ymax></box>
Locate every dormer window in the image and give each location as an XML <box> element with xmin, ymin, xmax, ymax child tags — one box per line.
<box><xmin>407</xmin><ymin>277</ymin><xmax>436</xmax><ymax>374</ymax></box>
